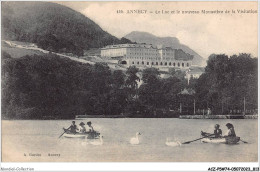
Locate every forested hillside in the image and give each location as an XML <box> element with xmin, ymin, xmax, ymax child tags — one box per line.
<box><xmin>2</xmin><ymin>2</ymin><xmax>132</xmax><ymax>56</ymax></box>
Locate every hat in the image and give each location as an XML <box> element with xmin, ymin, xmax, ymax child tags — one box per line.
<box><xmin>72</xmin><ymin>121</ymin><xmax>75</xmax><ymax>123</ymax></box>
<box><xmin>226</xmin><ymin>123</ymin><xmax>233</xmax><ymax>128</ymax></box>
<box><xmin>87</xmin><ymin>121</ymin><xmax>92</xmax><ymax>125</ymax></box>
<box><xmin>79</xmin><ymin>122</ymin><xmax>85</xmax><ymax>126</ymax></box>
<box><xmin>215</xmin><ymin>124</ymin><xmax>220</xmax><ymax>128</ymax></box>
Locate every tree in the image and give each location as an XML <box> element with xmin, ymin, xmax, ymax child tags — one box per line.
<box><xmin>90</xmin><ymin>62</ymin><xmax>112</xmax><ymax>95</ymax></box>
<box><xmin>112</xmin><ymin>70</ymin><xmax>125</xmax><ymax>89</ymax></box>
<box><xmin>195</xmin><ymin>53</ymin><xmax>257</xmax><ymax>115</ymax></box>
<box><xmin>141</xmin><ymin>68</ymin><xmax>160</xmax><ymax>84</ymax></box>
<box><xmin>125</xmin><ymin>66</ymin><xmax>139</xmax><ymax>89</ymax></box>
<box><xmin>138</xmin><ymin>68</ymin><xmax>161</xmax><ymax>112</ymax></box>
<box><xmin>169</xmin><ymin>68</ymin><xmax>186</xmax><ymax>80</ymax></box>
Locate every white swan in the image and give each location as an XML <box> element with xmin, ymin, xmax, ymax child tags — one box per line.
<box><xmin>89</xmin><ymin>135</ymin><xmax>103</xmax><ymax>146</ymax></box>
<box><xmin>165</xmin><ymin>138</ymin><xmax>182</xmax><ymax>147</ymax></box>
<box><xmin>130</xmin><ymin>132</ymin><xmax>141</xmax><ymax>145</ymax></box>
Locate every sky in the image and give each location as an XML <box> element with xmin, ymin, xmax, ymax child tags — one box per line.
<box><xmin>57</xmin><ymin>1</ymin><xmax>258</xmax><ymax>59</ymax></box>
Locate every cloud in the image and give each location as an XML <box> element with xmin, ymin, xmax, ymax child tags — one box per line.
<box><xmin>58</xmin><ymin>1</ymin><xmax>258</xmax><ymax>58</ymax></box>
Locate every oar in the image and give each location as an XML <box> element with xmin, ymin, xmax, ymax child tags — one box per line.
<box><xmin>182</xmin><ymin>134</ymin><xmax>215</xmax><ymax>144</ymax></box>
<box><xmin>58</xmin><ymin>127</ymin><xmax>69</xmax><ymax>138</ymax></box>
<box><xmin>240</xmin><ymin>139</ymin><xmax>248</xmax><ymax>144</ymax></box>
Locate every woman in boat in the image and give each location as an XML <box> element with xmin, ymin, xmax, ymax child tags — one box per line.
<box><xmin>224</xmin><ymin>123</ymin><xmax>236</xmax><ymax>137</ymax></box>
<box><xmin>78</xmin><ymin>122</ymin><xmax>86</xmax><ymax>133</ymax></box>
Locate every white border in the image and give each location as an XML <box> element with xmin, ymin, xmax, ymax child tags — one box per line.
<box><xmin>0</xmin><ymin>162</ymin><xmax>259</xmax><ymax>171</ymax></box>
<box><xmin>1</xmin><ymin>0</ymin><xmax>259</xmax><ymax>171</ymax></box>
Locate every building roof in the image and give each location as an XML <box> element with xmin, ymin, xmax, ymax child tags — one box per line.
<box><xmin>102</xmin><ymin>44</ymin><xmax>156</xmax><ymax>49</ymax></box>
<box><xmin>102</xmin><ymin>43</ymin><xmax>177</xmax><ymax>50</ymax></box>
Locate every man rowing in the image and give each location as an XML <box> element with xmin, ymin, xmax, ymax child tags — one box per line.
<box><xmin>213</xmin><ymin>124</ymin><xmax>222</xmax><ymax>138</ymax></box>
<box><xmin>201</xmin><ymin>124</ymin><xmax>222</xmax><ymax>138</ymax></box>
<box><xmin>64</xmin><ymin>121</ymin><xmax>78</xmax><ymax>134</ymax></box>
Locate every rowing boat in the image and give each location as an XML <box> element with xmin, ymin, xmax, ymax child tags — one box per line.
<box><xmin>200</xmin><ymin>131</ymin><xmax>240</xmax><ymax>144</ymax></box>
<box><xmin>201</xmin><ymin>136</ymin><xmax>240</xmax><ymax>144</ymax></box>
<box><xmin>63</xmin><ymin>129</ymin><xmax>100</xmax><ymax>139</ymax></box>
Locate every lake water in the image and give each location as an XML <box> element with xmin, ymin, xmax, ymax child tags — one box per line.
<box><xmin>1</xmin><ymin>119</ymin><xmax>258</xmax><ymax>162</ymax></box>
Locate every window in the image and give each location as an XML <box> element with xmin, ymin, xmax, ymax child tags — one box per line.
<box><xmin>169</xmin><ymin>62</ymin><xmax>171</xmax><ymax>66</ymax></box>
<box><xmin>178</xmin><ymin>63</ymin><xmax>180</xmax><ymax>67</ymax></box>
<box><xmin>165</xmin><ymin>62</ymin><xmax>167</xmax><ymax>66</ymax></box>
<box><xmin>142</xmin><ymin>61</ymin><xmax>144</xmax><ymax>65</ymax></box>
<box><xmin>182</xmin><ymin>63</ymin><xmax>184</xmax><ymax>67</ymax></box>
<box><xmin>156</xmin><ymin>62</ymin><xmax>158</xmax><ymax>65</ymax></box>
<box><xmin>173</xmin><ymin>63</ymin><xmax>175</xmax><ymax>66</ymax></box>
<box><xmin>132</xmin><ymin>61</ymin><xmax>134</xmax><ymax>64</ymax></box>
<box><xmin>137</xmin><ymin>62</ymin><xmax>139</xmax><ymax>65</ymax></box>
<box><xmin>152</xmin><ymin>62</ymin><xmax>154</xmax><ymax>65</ymax></box>
<box><xmin>187</xmin><ymin>63</ymin><xmax>189</xmax><ymax>67</ymax></box>
<box><xmin>160</xmin><ymin>62</ymin><xmax>163</xmax><ymax>65</ymax></box>
<box><xmin>147</xmin><ymin>62</ymin><xmax>149</xmax><ymax>65</ymax></box>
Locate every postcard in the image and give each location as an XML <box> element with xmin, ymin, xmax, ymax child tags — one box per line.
<box><xmin>1</xmin><ymin>1</ymin><xmax>258</xmax><ymax>171</ymax></box>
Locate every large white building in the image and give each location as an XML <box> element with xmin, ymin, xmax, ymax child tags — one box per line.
<box><xmin>101</xmin><ymin>44</ymin><xmax>193</xmax><ymax>69</ymax></box>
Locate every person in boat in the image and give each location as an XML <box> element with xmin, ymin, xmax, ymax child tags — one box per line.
<box><xmin>65</xmin><ymin>121</ymin><xmax>78</xmax><ymax>134</ymax></box>
<box><xmin>224</xmin><ymin>123</ymin><xmax>236</xmax><ymax>137</ymax></box>
<box><xmin>86</xmin><ymin>121</ymin><xmax>94</xmax><ymax>132</ymax></box>
<box><xmin>78</xmin><ymin>122</ymin><xmax>86</xmax><ymax>133</ymax></box>
<box><xmin>213</xmin><ymin>124</ymin><xmax>222</xmax><ymax>138</ymax></box>
<box><xmin>201</xmin><ymin>124</ymin><xmax>222</xmax><ymax>138</ymax></box>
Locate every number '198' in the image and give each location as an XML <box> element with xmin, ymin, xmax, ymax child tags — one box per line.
<box><xmin>117</xmin><ymin>10</ymin><xmax>124</xmax><ymax>13</ymax></box>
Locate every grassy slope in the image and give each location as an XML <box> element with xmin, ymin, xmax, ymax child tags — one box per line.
<box><xmin>2</xmin><ymin>46</ymin><xmax>44</xmax><ymax>58</ymax></box>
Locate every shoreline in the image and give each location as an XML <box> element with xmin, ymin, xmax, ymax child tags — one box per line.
<box><xmin>2</xmin><ymin>114</ymin><xmax>258</xmax><ymax>120</ymax></box>
<box><xmin>179</xmin><ymin>114</ymin><xmax>258</xmax><ymax>119</ymax></box>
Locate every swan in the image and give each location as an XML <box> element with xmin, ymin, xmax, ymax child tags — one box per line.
<box><xmin>89</xmin><ymin>135</ymin><xmax>103</xmax><ymax>146</ymax></box>
<box><xmin>130</xmin><ymin>132</ymin><xmax>141</xmax><ymax>145</ymax></box>
<box><xmin>165</xmin><ymin>138</ymin><xmax>182</xmax><ymax>147</ymax></box>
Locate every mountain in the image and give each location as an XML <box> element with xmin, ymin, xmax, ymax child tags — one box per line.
<box><xmin>125</xmin><ymin>31</ymin><xmax>205</xmax><ymax>66</ymax></box>
<box><xmin>1</xmin><ymin>2</ymin><xmax>132</xmax><ymax>56</ymax></box>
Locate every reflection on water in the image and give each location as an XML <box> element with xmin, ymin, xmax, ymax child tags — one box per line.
<box><xmin>2</xmin><ymin>119</ymin><xmax>258</xmax><ymax>162</ymax></box>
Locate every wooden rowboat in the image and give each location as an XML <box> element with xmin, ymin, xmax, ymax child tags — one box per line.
<box><xmin>201</xmin><ymin>136</ymin><xmax>240</xmax><ymax>144</ymax></box>
<box><xmin>63</xmin><ymin>129</ymin><xmax>100</xmax><ymax>139</ymax></box>
<box><xmin>200</xmin><ymin>131</ymin><xmax>240</xmax><ymax>144</ymax></box>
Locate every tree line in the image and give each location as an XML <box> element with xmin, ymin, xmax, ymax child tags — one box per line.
<box><xmin>1</xmin><ymin>52</ymin><xmax>257</xmax><ymax>119</ymax></box>
<box><xmin>195</xmin><ymin>54</ymin><xmax>257</xmax><ymax>115</ymax></box>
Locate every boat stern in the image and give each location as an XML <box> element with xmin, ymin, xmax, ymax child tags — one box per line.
<box><xmin>225</xmin><ymin>137</ymin><xmax>240</xmax><ymax>144</ymax></box>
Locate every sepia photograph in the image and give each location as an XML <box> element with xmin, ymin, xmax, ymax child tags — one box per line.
<box><xmin>1</xmin><ymin>0</ymin><xmax>259</xmax><ymax>171</ymax></box>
